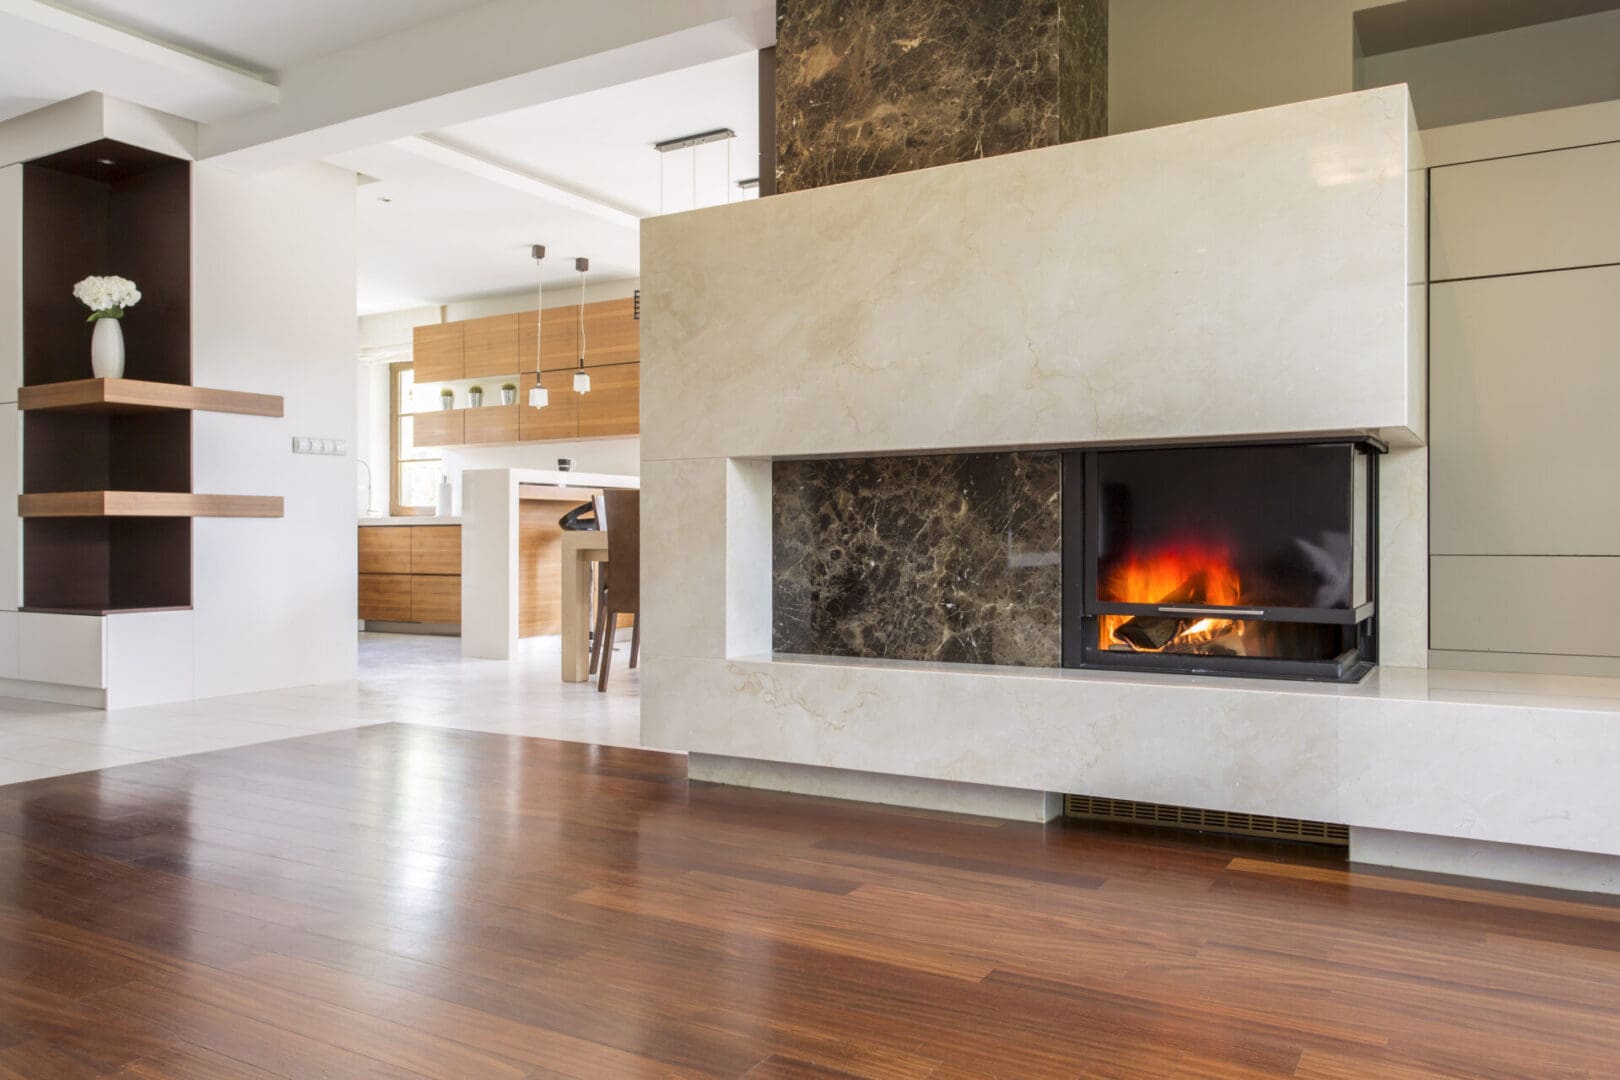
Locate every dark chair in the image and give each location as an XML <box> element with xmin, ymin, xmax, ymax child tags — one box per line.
<box><xmin>593</xmin><ymin>490</ymin><xmax>640</xmax><ymax>691</ymax></box>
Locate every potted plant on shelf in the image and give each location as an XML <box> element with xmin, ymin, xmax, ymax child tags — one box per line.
<box><xmin>467</xmin><ymin>385</ymin><xmax>484</xmax><ymax>407</ymax></box>
<box><xmin>439</xmin><ymin>388</ymin><xmax>455</xmax><ymax>410</ymax></box>
<box><xmin>72</xmin><ymin>275</ymin><xmax>141</xmax><ymax>378</ymax></box>
<box><xmin>500</xmin><ymin>383</ymin><xmax>517</xmax><ymax>405</ymax></box>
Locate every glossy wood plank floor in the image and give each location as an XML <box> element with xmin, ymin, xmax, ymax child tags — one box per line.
<box><xmin>2</xmin><ymin>724</ymin><xmax>1619</xmax><ymax>1079</ymax></box>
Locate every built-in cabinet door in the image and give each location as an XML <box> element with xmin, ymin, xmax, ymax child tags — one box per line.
<box><xmin>412</xmin><ymin>323</ymin><xmax>464</xmax><ymax>382</ymax></box>
<box><xmin>358</xmin><ymin>526</ymin><xmax>410</xmax><ymax>574</ymax></box>
<box><xmin>359</xmin><ymin>574</ymin><xmax>411</xmax><ymax>621</ymax></box>
<box><xmin>537</xmin><ymin>298</ymin><xmax>639</xmax><ymax>371</ymax></box>
<box><xmin>465</xmin><ymin>404</ymin><xmax>521</xmax><ymax>445</ymax></box>
<box><xmin>1430</xmin><ymin>265</ymin><xmax>1620</xmax><ymax>557</ymax></box>
<box><xmin>17</xmin><ymin>612</ymin><xmax>104</xmax><ymax>688</ymax></box>
<box><xmin>577</xmin><ymin>363</ymin><xmax>639</xmax><ymax>438</ymax></box>
<box><xmin>412</xmin><ymin>409</ymin><xmax>464</xmax><ymax>448</ymax></box>
<box><xmin>1431</xmin><ymin>141</ymin><xmax>1620</xmax><ymax>281</ymax></box>
<box><xmin>410</xmin><ymin>526</ymin><xmax>461</xmax><ymax>575</ymax></box>
<box><xmin>410</xmin><ymin>575</ymin><xmax>461</xmax><ymax>623</ymax></box>
<box><xmin>462</xmin><ymin>314</ymin><xmax>523</xmax><ymax>379</ymax></box>
<box><xmin>519</xmin><ymin>370</ymin><xmax>579</xmax><ymax>441</ymax></box>
<box><xmin>0</xmin><ymin>611</ymin><xmax>18</xmax><ymax>679</ymax></box>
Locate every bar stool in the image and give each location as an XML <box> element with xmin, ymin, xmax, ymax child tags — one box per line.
<box><xmin>591</xmin><ymin>490</ymin><xmax>640</xmax><ymax>691</ymax></box>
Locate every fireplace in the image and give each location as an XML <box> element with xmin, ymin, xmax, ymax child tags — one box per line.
<box><xmin>1061</xmin><ymin>439</ymin><xmax>1381</xmax><ymax>682</ymax></box>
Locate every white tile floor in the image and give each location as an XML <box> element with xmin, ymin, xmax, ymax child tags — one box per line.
<box><xmin>0</xmin><ymin>631</ymin><xmax>645</xmax><ymax>786</ymax></box>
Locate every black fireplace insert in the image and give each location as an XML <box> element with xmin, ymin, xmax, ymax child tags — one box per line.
<box><xmin>1061</xmin><ymin>439</ymin><xmax>1381</xmax><ymax>682</ymax></box>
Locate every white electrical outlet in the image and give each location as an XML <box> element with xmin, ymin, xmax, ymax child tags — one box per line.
<box><xmin>292</xmin><ymin>436</ymin><xmax>348</xmax><ymax>456</ymax></box>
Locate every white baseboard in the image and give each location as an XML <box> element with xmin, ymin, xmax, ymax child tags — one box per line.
<box><xmin>687</xmin><ymin>753</ymin><xmax>1061</xmax><ymax>822</ymax></box>
<box><xmin>0</xmin><ymin>677</ymin><xmax>106</xmax><ymax>709</ymax></box>
<box><xmin>1352</xmin><ymin>827</ymin><xmax>1620</xmax><ymax>895</ymax></box>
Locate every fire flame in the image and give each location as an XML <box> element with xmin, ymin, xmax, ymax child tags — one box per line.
<box><xmin>1099</xmin><ymin>543</ymin><xmax>1244</xmax><ymax>653</ymax></box>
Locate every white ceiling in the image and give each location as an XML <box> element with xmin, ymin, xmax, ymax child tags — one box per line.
<box><xmin>0</xmin><ymin>1</ymin><xmax>765</xmax><ymax>315</ymax></box>
<box><xmin>53</xmin><ymin>0</ymin><xmax>490</xmax><ymax>76</ymax></box>
<box><xmin>339</xmin><ymin>52</ymin><xmax>761</xmax><ymax>315</ymax></box>
<box><xmin>438</xmin><ymin>51</ymin><xmax>762</xmax><ymax>218</ymax></box>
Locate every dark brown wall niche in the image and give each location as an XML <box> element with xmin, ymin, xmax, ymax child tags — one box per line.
<box><xmin>22</xmin><ymin>139</ymin><xmax>191</xmax><ymax>387</ymax></box>
<box><xmin>772</xmin><ymin>0</ymin><xmax>1108</xmax><ymax>193</ymax></box>
<box><xmin>19</xmin><ymin>139</ymin><xmax>194</xmax><ymax>614</ymax></box>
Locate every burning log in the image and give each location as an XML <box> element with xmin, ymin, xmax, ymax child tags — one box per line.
<box><xmin>1112</xmin><ymin>570</ymin><xmax>1212</xmax><ymax>652</ymax></box>
<box><xmin>1115</xmin><ymin>615</ymin><xmax>1183</xmax><ymax>651</ymax></box>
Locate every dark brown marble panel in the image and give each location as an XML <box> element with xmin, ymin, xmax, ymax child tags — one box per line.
<box><xmin>773</xmin><ymin>452</ymin><xmax>1062</xmax><ymax>666</ymax></box>
<box><xmin>774</xmin><ymin>0</ymin><xmax>1107</xmax><ymax>193</ymax></box>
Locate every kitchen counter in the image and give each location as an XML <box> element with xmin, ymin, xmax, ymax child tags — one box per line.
<box><xmin>359</xmin><ymin>516</ymin><xmax>462</xmax><ymax>526</ymax></box>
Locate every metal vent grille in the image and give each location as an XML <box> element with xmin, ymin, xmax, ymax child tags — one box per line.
<box><xmin>1063</xmin><ymin>794</ymin><xmax>1349</xmax><ymax>846</ymax></box>
<box><xmin>633</xmin><ymin>289</ymin><xmax>640</xmax><ymax>320</ymax></box>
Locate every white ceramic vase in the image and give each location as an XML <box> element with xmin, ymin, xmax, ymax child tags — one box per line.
<box><xmin>91</xmin><ymin>318</ymin><xmax>125</xmax><ymax>379</ymax></box>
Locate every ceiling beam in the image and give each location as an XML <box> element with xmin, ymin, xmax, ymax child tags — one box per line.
<box><xmin>197</xmin><ymin>0</ymin><xmax>774</xmax><ymax>171</ymax></box>
<box><xmin>0</xmin><ymin>0</ymin><xmax>278</xmax><ymax>118</ymax></box>
<box><xmin>391</xmin><ymin>135</ymin><xmax>642</xmax><ymax>231</ymax></box>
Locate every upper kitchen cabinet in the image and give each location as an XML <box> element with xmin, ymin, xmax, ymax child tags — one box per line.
<box><xmin>412</xmin><ymin>322</ymin><xmax>464</xmax><ymax>382</ymax></box>
<box><xmin>536</xmin><ymin>298</ymin><xmax>639</xmax><ymax>371</ymax></box>
<box><xmin>463</xmin><ymin>313</ymin><xmax>529</xmax><ymax>379</ymax></box>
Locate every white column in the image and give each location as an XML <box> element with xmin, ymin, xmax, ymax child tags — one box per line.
<box><xmin>461</xmin><ymin>468</ymin><xmax>518</xmax><ymax>659</ymax></box>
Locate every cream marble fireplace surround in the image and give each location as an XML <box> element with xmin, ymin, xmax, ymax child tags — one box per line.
<box><xmin>639</xmin><ymin>86</ymin><xmax>1620</xmax><ymax>892</ymax></box>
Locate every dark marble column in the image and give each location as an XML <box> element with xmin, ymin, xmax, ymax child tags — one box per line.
<box><xmin>773</xmin><ymin>452</ymin><xmax>1062</xmax><ymax>667</ymax></box>
<box><xmin>773</xmin><ymin>0</ymin><xmax>1107</xmax><ymax>194</ymax></box>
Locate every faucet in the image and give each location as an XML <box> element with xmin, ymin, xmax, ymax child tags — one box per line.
<box><xmin>357</xmin><ymin>458</ymin><xmax>377</xmax><ymax>517</ymax></box>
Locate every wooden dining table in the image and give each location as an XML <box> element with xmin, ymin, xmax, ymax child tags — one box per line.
<box><xmin>559</xmin><ymin>530</ymin><xmax>608</xmax><ymax>682</ymax></box>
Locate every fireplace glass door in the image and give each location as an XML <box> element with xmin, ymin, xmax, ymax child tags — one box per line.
<box><xmin>1062</xmin><ymin>440</ymin><xmax>1379</xmax><ymax>681</ymax></box>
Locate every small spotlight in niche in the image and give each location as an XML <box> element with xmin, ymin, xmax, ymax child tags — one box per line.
<box><xmin>377</xmin><ymin>196</ymin><xmax>393</xmax><ymax>203</ymax></box>
<box><xmin>97</xmin><ymin>158</ymin><xmax>116</xmax><ymax>166</ymax></box>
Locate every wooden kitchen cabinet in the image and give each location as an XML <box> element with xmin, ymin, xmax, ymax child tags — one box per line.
<box><xmin>519</xmin><ymin>371</ymin><xmax>579</xmax><ymax>442</ymax></box>
<box><xmin>358</xmin><ymin>526</ymin><xmax>410</xmax><ymax>574</ymax></box>
<box><xmin>465</xmin><ymin>403</ymin><xmax>521</xmax><ymax>445</ymax></box>
<box><xmin>359</xmin><ymin>573</ymin><xmax>411</xmax><ymax>621</ymax></box>
<box><xmin>577</xmin><ymin>363</ymin><xmax>640</xmax><ymax>438</ymax></box>
<box><xmin>410</xmin><ymin>575</ymin><xmax>462</xmax><ymax>623</ymax></box>
<box><xmin>463</xmin><ymin>313</ymin><xmax>526</xmax><ymax>378</ymax></box>
<box><xmin>411</xmin><ymin>300</ymin><xmax>639</xmax><ymax>447</ymax></box>
<box><xmin>359</xmin><ymin>525</ymin><xmax>462</xmax><ymax>626</ymax></box>
<box><xmin>412</xmin><ymin>409</ymin><xmax>464</xmax><ymax>448</ymax></box>
<box><xmin>537</xmin><ymin>297</ymin><xmax>639</xmax><ymax>371</ymax></box>
<box><xmin>412</xmin><ymin>322</ymin><xmax>464</xmax><ymax>382</ymax></box>
<box><xmin>410</xmin><ymin>526</ymin><xmax>461</xmax><ymax>575</ymax></box>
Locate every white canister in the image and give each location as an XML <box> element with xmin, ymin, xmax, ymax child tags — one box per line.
<box><xmin>436</xmin><ymin>475</ymin><xmax>453</xmax><ymax>517</ymax></box>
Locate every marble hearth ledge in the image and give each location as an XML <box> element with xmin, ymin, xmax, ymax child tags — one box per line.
<box><xmin>644</xmin><ymin>652</ymin><xmax>1620</xmax><ymax>870</ymax></box>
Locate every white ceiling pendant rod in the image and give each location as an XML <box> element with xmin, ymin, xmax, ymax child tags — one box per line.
<box><xmin>528</xmin><ymin>244</ymin><xmax>549</xmax><ymax>409</ymax></box>
<box><xmin>573</xmin><ymin>258</ymin><xmax>591</xmax><ymax>394</ymax></box>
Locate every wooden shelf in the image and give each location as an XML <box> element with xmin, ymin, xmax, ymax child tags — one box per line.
<box><xmin>18</xmin><ymin>378</ymin><xmax>283</xmax><ymax>417</ymax></box>
<box><xmin>19</xmin><ymin>491</ymin><xmax>284</xmax><ymax>518</ymax></box>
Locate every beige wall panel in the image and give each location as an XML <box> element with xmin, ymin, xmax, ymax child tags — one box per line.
<box><xmin>1430</xmin><ymin>141</ymin><xmax>1620</xmax><ymax>280</ymax></box>
<box><xmin>1431</xmin><ymin>556</ymin><xmax>1620</xmax><ymax>657</ymax></box>
<box><xmin>1430</xmin><ymin>266</ymin><xmax>1620</xmax><ymax>556</ymax></box>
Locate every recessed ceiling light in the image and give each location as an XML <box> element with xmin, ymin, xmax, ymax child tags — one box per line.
<box><xmin>376</xmin><ymin>196</ymin><xmax>393</xmax><ymax>203</ymax></box>
<box><xmin>97</xmin><ymin>158</ymin><xmax>116</xmax><ymax>166</ymax></box>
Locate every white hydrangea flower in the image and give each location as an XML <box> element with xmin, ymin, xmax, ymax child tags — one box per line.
<box><xmin>72</xmin><ymin>275</ymin><xmax>142</xmax><ymax>321</ymax></box>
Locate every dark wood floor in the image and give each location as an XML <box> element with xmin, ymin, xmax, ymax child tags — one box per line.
<box><xmin>1</xmin><ymin>724</ymin><xmax>1618</xmax><ymax>1078</ymax></box>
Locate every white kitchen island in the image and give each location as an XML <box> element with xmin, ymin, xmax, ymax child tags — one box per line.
<box><xmin>460</xmin><ymin>468</ymin><xmax>639</xmax><ymax>661</ymax></box>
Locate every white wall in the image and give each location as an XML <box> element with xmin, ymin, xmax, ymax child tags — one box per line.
<box><xmin>1359</xmin><ymin>10</ymin><xmax>1620</xmax><ymax>129</ymax></box>
<box><xmin>191</xmin><ymin>161</ymin><xmax>359</xmax><ymax>697</ymax></box>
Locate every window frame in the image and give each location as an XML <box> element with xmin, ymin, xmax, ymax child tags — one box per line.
<box><xmin>389</xmin><ymin>360</ymin><xmax>441</xmax><ymax>517</ymax></box>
